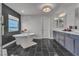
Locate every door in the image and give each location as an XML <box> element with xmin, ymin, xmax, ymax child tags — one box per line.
<box><xmin>42</xmin><ymin>15</ymin><xmax>50</xmax><ymax>39</ymax></box>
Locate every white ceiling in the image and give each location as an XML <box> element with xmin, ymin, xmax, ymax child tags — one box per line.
<box><xmin>4</xmin><ymin>3</ymin><xmax>75</xmax><ymax>15</ymax></box>
<box><xmin>5</xmin><ymin>3</ymin><xmax>58</xmax><ymax>15</ymax></box>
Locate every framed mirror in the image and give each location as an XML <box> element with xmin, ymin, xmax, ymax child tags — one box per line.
<box><xmin>54</xmin><ymin>13</ymin><xmax>67</xmax><ymax>28</ymax></box>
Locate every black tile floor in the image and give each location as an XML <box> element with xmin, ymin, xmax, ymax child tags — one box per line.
<box><xmin>6</xmin><ymin>39</ymin><xmax>73</xmax><ymax>56</ymax></box>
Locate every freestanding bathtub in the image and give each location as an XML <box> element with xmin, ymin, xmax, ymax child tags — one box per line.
<box><xmin>13</xmin><ymin>33</ymin><xmax>37</xmax><ymax>48</ymax></box>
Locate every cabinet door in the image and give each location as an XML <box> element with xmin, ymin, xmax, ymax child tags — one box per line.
<box><xmin>55</xmin><ymin>32</ymin><xmax>59</xmax><ymax>42</ymax></box>
<box><xmin>74</xmin><ymin>39</ymin><xmax>79</xmax><ymax>55</ymax></box>
<box><xmin>59</xmin><ymin>32</ymin><xmax>65</xmax><ymax>46</ymax></box>
<box><xmin>53</xmin><ymin>31</ymin><xmax>59</xmax><ymax>42</ymax></box>
<box><xmin>65</xmin><ymin>34</ymin><xmax>74</xmax><ymax>54</ymax></box>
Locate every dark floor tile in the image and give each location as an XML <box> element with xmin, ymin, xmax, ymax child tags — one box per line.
<box><xmin>60</xmin><ymin>48</ymin><xmax>74</xmax><ymax>56</ymax></box>
<box><xmin>48</xmin><ymin>48</ymin><xmax>55</xmax><ymax>52</ymax></box>
<box><xmin>47</xmin><ymin>40</ymin><xmax>55</xmax><ymax>52</ymax></box>
<box><xmin>55</xmin><ymin>49</ymin><xmax>64</xmax><ymax>56</ymax></box>
<box><xmin>53</xmin><ymin>45</ymin><xmax>63</xmax><ymax>56</ymax></box>
<box><xmin>12</xmin><ymin>46</ymin><xmax>26</xmax><ymax>56</ymax></box>
<box><xmin>33</xmin><ymin>39</ymin><xmax>41</xmax><ymax>43</ymax></box>
<box><xmin>42</xmin><ymin>48</ymin><xmax>49</xmax><ymax>56</ymax></box>
<box><xmin>58</xmin><ymin>46</ymin><xmax>73</xmax><ymax>56</ymax></box>
<box><xmin>7</xmin><ymin>50</ymin><xmax>13</xmax><ymax>56</ymax></box>
<box><xmin>50</xmin><ymin>39</ymin><xmax>54</xmax><ymax>42</ymax></box>
<box><xmin>37</xmin><ymin>43</ymin><xmax>41</xmax><ymax>48</ymax></box>
<box><xmin>10</xmin><ymin>46</ymin><xmax>31</xmax><ymax>56</ymax></box>
<box><xmin>53</xmin><ymin>40</ymin><xmax>73</xmax><ymax>56</ymax></box>
<box><xmin>35</xmin><ymin>52</ymin><xmax>43</xmax><ymax>56</ymax></box>
<box><xmin>33</xmin><ymin>39</ymin><xmax>38</xmax><ymax>42</ymax></box>
<box><xmin>42</xmin><ymin>39</ymin><xmax>48</xmax><ymax>49</ymax></box>
<box><xmin>24</xmin><ymin>47</ymin><xmax>31</xmax><ymax>51</ymax></box>
<box><xmin>5</xmin><ymin>42</ymin><xmax>17</xmax><ymax>49</ymax></box>
<box><xmin>28</xmin><ymin>48</ymin><xmax>36</xmax><ymax>56</ymax></box>
<box><xmin>36</xmin><ymin>46</ymin><xmax>42</xmax><ymax>52</ymax></box>
<box><xmin>47</xmin><ymin>40</ymin><xmax>52</xmax><ymax>47</ymax></box>
<box><xmin>30</xmin><ymin>45</ymin><xmax>37</xmax><ymax>49</ymax></box>
<box><xmin>24</xmin><ymin>47</ymin><xmax>32</xmax><ymax>56</ymax></box>
<box><xmin>49</xmin><ymin>52</ymin><xmax>54</xmax><ymax>56</ymax></box>
<box><xmin>6</xmin><ymin>39</ymin><xmax>74</xmax><ymax>56</ymax></box>
<box><xmin>53</xmin><ymin>43</ymin><xmax>64</xmax><ymax>56</ymax></box>
<box><xmin>17</xmin><ymin>50</ymin><xmax>27</xmax><ymax>56</ymax></box>
<box><xmin>54</xmin><ymin>52</ymin><xmax>59</xmax><ymax>56</ymax></box>
<box><xmin>7</xmin><ymin>45</ymin><xmax>23</xmax><ymax>56</ymax></box>
<box><xmin>42</xmin><ymin>43</ymin><xmax>47</xmax><ymax>48</ymax></box>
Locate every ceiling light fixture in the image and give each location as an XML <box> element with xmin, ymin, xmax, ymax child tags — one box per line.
<box><xmin>42</xmin><ymin>6</ymin><xmax>52</xmax><ymax>13</ymax></box>
<box><xmin>40</xmin><ymin>4</ymin><xmax>54</xmax><ymax>13</ymax></box>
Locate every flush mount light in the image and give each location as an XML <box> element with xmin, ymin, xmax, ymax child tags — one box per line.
<box><xmin>40</xmin><ymin>4</ymin><xmax>54</xmax><ymax>13</ymax></box>
<box><xmin>42</xmin><ymin>6</ymin><xmax>52</xmax><ymax>13</ymax></box>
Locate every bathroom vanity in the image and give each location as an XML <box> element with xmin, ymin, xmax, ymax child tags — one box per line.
<box><xmin>53</xmin><ymin>30</ymin><xmax>79</xmax><ymax>56</ymax></box>
<box><xmin>13</xmin><ymin>33</ymin><xmax>37</xmax><ymax>48</ymax></box>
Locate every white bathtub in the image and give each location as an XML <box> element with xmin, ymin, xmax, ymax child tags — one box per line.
<box><xmin>13</xmin><ymin>33</ymin><xmax>37</xmax><ymax>48</ymax></box>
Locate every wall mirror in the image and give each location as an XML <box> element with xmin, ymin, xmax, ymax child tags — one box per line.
<box><xmin>54</xmin><ymin>12</ymin><xmax>67</xmax><ymax>28</ymax></box>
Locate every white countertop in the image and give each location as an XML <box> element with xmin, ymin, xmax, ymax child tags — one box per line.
<box><xmin>53</xmin><ymin>29</ymin><xmax>79</xmax><ymax>36</ymax></box>
<box><xmin>13</xmin><ymin>32</ymin><xmax>35</xmax><ymax>37</ymax></box>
